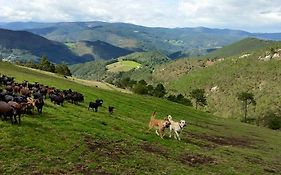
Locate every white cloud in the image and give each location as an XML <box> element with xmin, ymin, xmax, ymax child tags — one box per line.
<box><xmin>0</xmin><ymin>0</ymin><xmax>281</xmax><ymax>32</ymax></box>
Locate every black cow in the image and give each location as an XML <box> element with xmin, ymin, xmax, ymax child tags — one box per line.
<box><xmin>88</xmin><ymin>99</ymin><xmax>103</xmax><ymax>112</ymax></box>
<box><xmin>49</xmin><ymin>94</ymin><xmax>64</xmax><ymax>105</ymax></box>
<box><xmin>35</xmin><ymin>98</ymin><xmax>44</xmax><ymax>114</ymax></box>
<box><xmin>108</xmin><ymin>106</ymin><xmax>114</xmax><ymax>115</ymax></box>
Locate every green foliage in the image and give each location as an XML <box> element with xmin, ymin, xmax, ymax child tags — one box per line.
<box><xmin>167</xmin><ymin>94</ymin><xmax>193</xmax><ymax>106</ymax></box>
<box><xmin>38</xmin><ymin>56</ymin><xmax>56</xmax><ymax>72</ymax></box>
<box><xmin>190</xmin><ymin>89</ymin><xmax>207</xmax><ymax>109</ymax></box>
<box><xmin>262</xmin><ymin>109</ymin><xmax>281</xmax><ymax>130</ymax></box>
<box><xmin>132</xmin><ymin>81</ymin><xmax>148</xmax><ymax>95</ymax></box>
<box><xmin>55</xmin><ymin>64</ymin><xmax>72</xmax><ymax>76</ymax></box>
<box><xmin>237</xmin><ymin>92</ymin><xmax>256</xmax><ymax>122</ymax></box>
<box><xmin>153</xmin><ymin>83</ymin><xmax>166</xmax><ymax>98</ymax></box>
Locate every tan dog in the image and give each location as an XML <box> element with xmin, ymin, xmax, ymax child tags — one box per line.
<box><xmin>148</xmin><ymin>111</ymin><xmax>171</xmax><ymax>139</ymax></box>
<box><xmin>167</xmin><ymin>115</ymin><xmax>187</xmax><ymax>140</ymax></box>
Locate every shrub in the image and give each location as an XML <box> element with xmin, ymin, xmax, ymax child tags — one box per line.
<box><xmin>262</xmin><ymin>110</ymin><xmax>281</xmax><ymax>130</ymax></box>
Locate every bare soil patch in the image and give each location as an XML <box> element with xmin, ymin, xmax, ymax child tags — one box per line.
<box><xmin>179</xmin><ymin>153</ymin><xmax>217</xmax><ymax>167</ymax></box>
<box><xmin>84</xmin><ymin>135</ymin><xmax>130</xmax><ymax>161</ymax></box>
<box><xmin>71</xmin><ymin>163</ymin><xmax>112</xmax><ymax>175</ymax></box>
<box><xmin>140</xmin><ymin>142</ymin><xmax>170</xmax><ymax>158</ymax></box>
<box><xmin>187</xmin><ymin>132</ymin><xmax>254</xmax><ymax>147</ymax></box>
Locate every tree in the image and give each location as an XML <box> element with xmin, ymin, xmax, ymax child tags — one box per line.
<box><xmin>262</xmin><ymin>109</ymin><xmax>281</xmax><ymax>130</ymax></box>
<box><xmin>153</xmin><ymin>83</ymin><xmax>166</xmax><ymax>98</ymax></box>
<box><xmin>190</xmin><ymin>89</ymin><xmax>207</xmax><ymax>109</ymax></box>
<box><xmin>176</xmin><ymin>94</ymin><xmax>192</xmax><ymax>106</ymax></box>
<box><xmin>133</xmin><ymin>82</ymin><xmax>148</xmax><ymax>95</ymax></box>
<box><xmin>237</xmin><ymin>92</ymin><xmax>256</xmax><ymax>122</ymax></box>
<box><xmin>55</xmin><ymin>64</ymin><xmax>72</xmax><ymax>76</ymax></box>
<box><xmin>38</xmin><ymin>56</ymin><xmax>55</xmax><ymax>72</ymax></box>
<box><xmin>147</xmin><ymin>85</ymin><xmax>154</xmax><ymax>96</ymax></box>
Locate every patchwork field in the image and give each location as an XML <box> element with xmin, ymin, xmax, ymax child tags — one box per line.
<box><xmin>0</xmin><ymin>61</ymin><xmax>280</xmax><ymax>174</ymax></box>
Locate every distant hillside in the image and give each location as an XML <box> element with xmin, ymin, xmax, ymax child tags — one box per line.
<box><xmin>2</xmin><ymin>22</ymin><xmax>281</xmax><ymax>58</ymax></box>
<box><xmin>106</xmin><ymin>60</ymin><xmax>141</xmax><ymax>73</ymax></box>
<box><xmin>70</xmin><ymin>51</ymin><xmax>170</xmax><ymax>81</ymax></box>
<box><xmin>67</xmin><ymin>40</ymin><xmax>133</xmax><ymax>60</ymax></box>
<box><xmin>0</xmin><ymin>21</ymin><xmax>269</xmax><ymax>57</ymax></box>
<box><xmin>151</xmin><ymin>39</ymin><xmax>281</xmax><ymax>119</ymax></box>
<box><xmin>0</xmin><ymin>28</ymin><xmax>83</xmax><ymax>64</ymax></box>
<box><xmin>204</xmin><ymin>38</ymin><xmax>279</xmax><ymax>59</ymax></box>
<box><xmin>69</xmin><ymin>60</ymin><xmax>107</xmax><ymax>81</ymax></box>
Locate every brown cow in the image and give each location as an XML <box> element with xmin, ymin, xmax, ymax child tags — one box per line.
<box><xmin>20</xmin><ymin>87</ymin><xmax>31</xmax><ymax>97</ymax></box>
<box><xmin>0</xmin><ymin>101</ymin><xmax>16</xmax><ymax>123</ymax></box>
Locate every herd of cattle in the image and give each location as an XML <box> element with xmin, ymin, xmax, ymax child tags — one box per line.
<box><xmin>0</xmin><ymin>74</ymin><xmax>111</xmax><ymax>125</ymax></box>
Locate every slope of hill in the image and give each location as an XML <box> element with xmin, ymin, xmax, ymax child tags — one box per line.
<box><xmin>168</xmin><ymin>47</ymin><xmax>281</xmax><ymax>119</ymax></box>
<box><xmin>106</xmin><ymin>60</ymin><xmax>141</xmax><ymax>73</ymax></box>
<box><xmin>67</xmin><ymin>40</ymin><xmax>133</xmax><ymax>60</ymax></box>
<box><xmin>5</xmin><ymin>21</ymin><xmax>281</xmax><ymax>57</ymax></box>
<box><xmin>0</xmin><ymin>61</ymin><xmax>281</xmax><ymax>174</ymax></box>
<box><xmin>0</xmin><ymin>29</ymin><xmax>83</xmax><ymax>64</ymax></box>
<box><xmin>69</xmin><ymin>60</ymin><xmax>108</xmax><ymax>81</ymax></box>
<box><xmin>204</xmin><ymin>38</ymin><xmax>279</xmax><ymax>59</ymax></box>
<box><xmin>69</xmin><ymin>51</ymin><xmax>170</xmax><ymax>81</ymax></box>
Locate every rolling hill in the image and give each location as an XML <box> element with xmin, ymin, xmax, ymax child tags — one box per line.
<box><xmin>67</xmin><ymin>40</ymin><xmax>133</xmax><ymax>60</ymax></box>
<box><xmin>69</xmin><ymin>51</ymin><xmax>170</xmax><ymax>81</ymax></box>
<box><xmin>151</xmin><ymin>41</ymin><xmax>281</xmax><ymax>121</ymax></box>
<box><xmin>3</xmin><ymin>21</ymin><xmax>281</xmax><ymax>57</ymax></box>
<box><xmin>0</xmin><ymin>61</ymin><xmax>280</xmax><ymax>174</ymax></box>
<box><xmin>0</xmin><ymin>28</ymin><xmax>83</xmax><ymax>64</ymax></box>
<box><xmin>203</xmin><ymin>37</ymin><xmax>279</xmax><ymax>59</ymax></box>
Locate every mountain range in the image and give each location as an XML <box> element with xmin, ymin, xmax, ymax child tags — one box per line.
<box><xmin>1</xmin><ymin>21</ymin><xmax>281</xmax><ymax>59</ymax></box>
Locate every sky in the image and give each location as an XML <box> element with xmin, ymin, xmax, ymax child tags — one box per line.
<box><xmin>0</xmin><ymin>0</ymin><xmax>281</xmax><ymax>32</ymax></box>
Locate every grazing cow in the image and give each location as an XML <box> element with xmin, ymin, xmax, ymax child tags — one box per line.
<box><xmin>20</xmin><ymin>87</ymin><xmax>31</xmax><ymax>97</ymax></box>
<box><xmin>108</xmin><ymin>106</ymin><xmax>114</xmax><ymax>115</ymax></box>
<box><xmin>49</xmin><ymin>94</ymin><xmax>64</xmax><ymax>105</ymax></box>
<box><xmin>4</xmin><ymin>95</ymin><xmax>14</xmax><ymax>103</ymax></box>
<box><xmin>33</xmin><ymin>92</ymin><xmax>43</xmax><ymax>99</ymax></box>
<box><xmin>88</xmin><ymin>99</ymin><xmax>103</xmax><ymax>112</ymax></box>
<box><xmin>0</xmin><ymin>101</ymin><xmax>16</xmax><ymax>124</ymax></box>
<box><xmin>7</xmin><ymin>101</ymin><xmax>27</xmax><ymax>124</ymax></box>
<box><xmin>35</xmin><ymin>98</ymin><xmax>44</xmax><ymax>114</ymax></box>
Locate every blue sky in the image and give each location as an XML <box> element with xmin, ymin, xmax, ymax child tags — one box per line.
<box><xmin>0</xmin><ymin>0</ymin><xmax>281</xmax><ymax>32</ymax></box>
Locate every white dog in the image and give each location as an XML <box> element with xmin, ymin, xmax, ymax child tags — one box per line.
<box><xmin>167</xmin><ymin>115</ymin><xmax>187</xmax><ymax>140</ymax></box>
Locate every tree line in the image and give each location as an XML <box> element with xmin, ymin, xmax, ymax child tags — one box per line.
<box><xmin>16</xmin><ymin>56</ymin><xmax>72</xmax><ymax>76</ymax></box>
<box><xmin>114</xmin><ymin>77</ymin><xmax>208</xmax><ymax>108</ymax></box>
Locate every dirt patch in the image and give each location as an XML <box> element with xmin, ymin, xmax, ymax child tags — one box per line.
<box><xmin>84</xmin><ymin>135</ymin><xmax>130</xmax><ymax>161</ymax></box>
<box><xmin>184</xmin><ymin>138</ymin><xmax>217</xmax><ymax>149</ymax></box>
<box><xmin>187</xmin><ymin>132</ymin><xmax>253</xmax><ymax>147</ymax></box>
<box><xmin>264</xmin><ymin>167</ymin><xmax>279</xmax><ymax>174</ymax></box>
<box><xmin>179</xmin><ymin>153</ymin><xmax>217</xmax><ymax>167</ymax></box>
<box><xmin>72</xmin><ymin>163</ymin><xmax>112</xmax><ymax>175</ymax></box>
<box><xmin>140</xmin><ymin>142</ymin><xmax>170</xmax><ymax>158</ymax></box>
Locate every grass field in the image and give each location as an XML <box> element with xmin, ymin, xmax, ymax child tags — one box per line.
<box><xmin>106</xmin><ymin>60</ymin><xmax>141</xmax><ymax>73</ymax></box>
<box><xmin>0</xmin><ymin>61</ymin><xmax>281</xmax><ymax>174</ymax></box>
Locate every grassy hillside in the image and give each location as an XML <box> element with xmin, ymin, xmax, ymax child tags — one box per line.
<box><xmin>69</xmin><ymin>51</ymin><xmax>170</xmax><ymax>81</ymax></box>
<box><xmin>168</xmin><ymin>52</ymin><xmax>281</xmax><ymax>119</ymax></box>
<box><xmin>0</xmin><ymin>61</ymin><xmax>281</xmax><ymax>174</ymax></box>
<box><xmin>0</xmin><ymin>63</ymin><xmax>281</xmax><ymax>174</ymax></box>
<box><xmin>0</xmin><ymin>29</ymin><xmax>83</xmax><ymax>64</ymax></box>
<box><xmin>204</xmin><ymin>38</ymin><xmax>279</xmax><ymax>59</ymax></box>
<box><xmin>69</xmin><ymin>60</ymin><xmax>108</xmax><ymax>81</ymax></box>
<box><xmin>106</xmin><ymin>60</ymin><xmax>141</xmax><ymax>73</ymax></box>
<box><xmin>67</xmin><ymin>40</ymin><xmax>133</xmax><ymax>60</ymax></box>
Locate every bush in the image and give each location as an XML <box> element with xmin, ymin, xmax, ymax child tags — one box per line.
<box><xmin>263</xmin><ymin>110</ymin><xmax>281</xmax><ymax>130</ymax></box>
<box><xmin>167</xmin><ymin>94</ymin><xmax>192</xmax><ymax>106</ymax></box>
